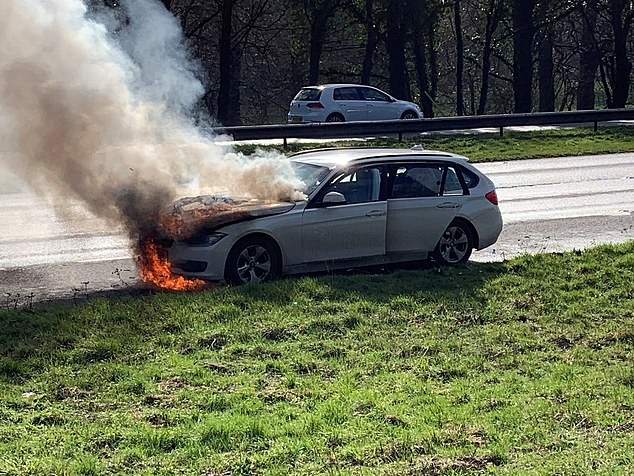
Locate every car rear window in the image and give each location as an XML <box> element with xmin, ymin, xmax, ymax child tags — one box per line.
<box><xmin>460</xmin><ymin>167</ymin><xmax>479</xmax><ymax>188</ymax></box>
<box><xmin>294</xmin><ymin>88</ymin><xmax>322</xmax><ymax>101</ymax></box>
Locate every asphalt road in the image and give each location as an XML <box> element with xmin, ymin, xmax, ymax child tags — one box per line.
<box><xmin>0</xmin><ymin>153</ymin><xmax>632</xmax><ymax>304</ymax></box>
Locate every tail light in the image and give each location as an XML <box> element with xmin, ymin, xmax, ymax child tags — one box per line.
<box><xmin>306</xmin><ymin>102</ymin><xmax>325</xmax><ymax>109</ymax></box>
<box><xmin>485</xmin><ymin>190</ymin><xmax>498</xmax><ymax>205</ymax></box>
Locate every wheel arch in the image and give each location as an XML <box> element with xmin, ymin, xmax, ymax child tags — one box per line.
<box><xmin>452</xmin><ymin>216</ymin><xmax>479</xmax><ymax>249</ymax></box>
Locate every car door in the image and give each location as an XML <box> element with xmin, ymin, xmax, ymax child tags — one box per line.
<box><xmin>358</xmin><ymin>86</ymin><xmax>397</xmax><ymax>120</ymax></box>
<box><xmin>332</xmin><ymin>87</ymin><xmax>367</xmax><ymax>121</ymax></box>
<box><xmin>301</xmin><ymin>166</ymin><xmax>386</xmax><ymax>262</ymax></box>
<box><xmin>386</xmin><ymin>163</ymin><xmax>467</xmax><ymax>253</ymax></box>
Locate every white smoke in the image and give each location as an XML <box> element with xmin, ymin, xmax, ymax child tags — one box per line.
<box><xmin>0</xmin><ymin>0</ymin><xmax>302</xmax><ymax>239</ymax></box>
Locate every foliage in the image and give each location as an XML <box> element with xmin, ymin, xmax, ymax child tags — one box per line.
<box><xmin>89</xmin><ymin>0</ymin><xmax>634</xmax><ymax>124</ymax></box>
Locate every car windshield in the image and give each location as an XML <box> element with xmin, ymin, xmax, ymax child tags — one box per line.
<box><xmin>290</xmin><ymin>161</ymin><xmax>331</xmax><ymax>196</ymax></box>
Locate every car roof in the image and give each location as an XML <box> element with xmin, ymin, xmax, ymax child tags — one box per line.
<box><xmin>289</xmin><ymin>146</ymin><xmax>468</xmax><ymax>169</ymax></box>
<box><xmin>301</xmin><ymin>84</ymin><xmax>383</xmax><ymax>90</ymax></box>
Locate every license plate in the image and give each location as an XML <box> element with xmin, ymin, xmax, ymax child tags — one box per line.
<box><xmin>290</xmin><ymin>116</ymin><xmax>303</xmax><ymax>123</ymax></box>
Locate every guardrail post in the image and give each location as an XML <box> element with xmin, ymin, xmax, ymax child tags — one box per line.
<box><xmin>499</xmin><ymin>126</ymin><xmax>504</xmax><ymax>137</ymax></box>
<box><xmin>594</xmin><ymin>121</ymin><xmax>598</xmax><ymax>132</ymax></box>
<box><xmin>283</xmin><ymin>137</ymin><xmax>288</xmax><ymax>150</ymax></box>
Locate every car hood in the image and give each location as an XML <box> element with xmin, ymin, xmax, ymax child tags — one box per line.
<box><xmin>159</xmin><ymin>195</ymin><xmax>296</xmax><ymax>240</ymax></box>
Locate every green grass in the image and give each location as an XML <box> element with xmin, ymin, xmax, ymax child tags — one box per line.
<box><xmin>237</xmin><ymin>126</ymin><xmax>634</xmax><ymax>162</ymax></box>
<box><xmin>1</xmin><ymin>242</ymin><xmax>633</xmax><ymax>474</ymax></box>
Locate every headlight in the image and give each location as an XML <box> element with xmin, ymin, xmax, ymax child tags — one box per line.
<box><xmin>183</xmin><ymin>232</ymin><xmax>226</xmax><ymax>246</ymax></box>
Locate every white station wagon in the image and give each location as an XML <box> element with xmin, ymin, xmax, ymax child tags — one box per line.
<box><xmin>166</xmin><ymin>147</ymin><xmax>503</xmax><ymax>284</ymax></box>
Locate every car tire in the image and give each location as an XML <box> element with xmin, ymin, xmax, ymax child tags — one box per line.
<box><xmin>433</xmin><ymin>219</ymin><xmax>474</xmax><ymax>265</ymax></box>
<box><xmin>400</xmin><ymin>110</ymin><xmax>419</xmax><ymax>120</ymax></box>
<box><xmin>326</xmin><ymin>113</ymin><xmax>345</xmax><ymax>122</ymax></box>
<box><xmin>224</xmin><ymin>236</ymin><xmax>281</xmax><ymax>285</ymax></box>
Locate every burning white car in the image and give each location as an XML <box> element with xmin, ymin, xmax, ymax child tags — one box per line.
<box><xmin>153</xmin><ymin>146</ymin><xmax>503</xmax><ymax>285</ymax></box>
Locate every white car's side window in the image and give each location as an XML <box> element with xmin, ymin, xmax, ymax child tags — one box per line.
<box><xmin>333</xmin><ymin>87</ymin><xmax>360</xmax><ymax>101</ymax></box>
<box><xmin>359</xmin><ymin>87</ymin><xmax>390</xmax><ymax>102</ymax></box>
<box><xmin>326</xmin><ymin>167</ymin><xmax>382</xmax><ymax>203</ymax></box>
<box><xmin>443</xmin><ymin>166</ymin><xmax>464</xmax><ymax>196</ymax></box>
<box><xmin>391</xmin><ymin>164</ymin><xmax>467</xmax><ymax>198</ymax></box>
<box><xmin>392</xmin><ymin>165</ymin><xmax>442</xmax><ymax>198</ymax></box>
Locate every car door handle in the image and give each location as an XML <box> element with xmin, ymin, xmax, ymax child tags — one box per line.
<box><xmin>437</xmin><ymin>202</ymin><xmax>461</xmax><ymax>209</ymax></box>
<box><xmin>365</xmin><ymin>210</ymin><xmax>386</xmax><ymax>217</ymax></box>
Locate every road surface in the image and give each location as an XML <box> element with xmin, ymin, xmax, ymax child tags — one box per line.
<box><xmin>0</xmin><ymin>153</ymin><xmax>632</xmax><ymax>304</ymax></box>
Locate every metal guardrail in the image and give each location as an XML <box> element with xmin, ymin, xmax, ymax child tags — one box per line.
<box><xmin>212</xmin><ymin>109</ymin><xmax>634</xmax><ymax>145</ymax></box>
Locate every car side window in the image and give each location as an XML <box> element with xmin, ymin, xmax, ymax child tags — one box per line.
<box><xmin>443</xmin><ymin>166</ymin><xmax>465</xmax><ymax>196</ymax></box>
<box><xmin>359</xmin><ymin>87</ymin><xmax>390</xmax><ymax>102</ymax></box>
<box><xmin>390</xmin><ymin>164</ymin><xmax>469</xmax><ymax>198</ymax></box>
<box><xmin>334</xmin><ymin>87</ymin><xmax>360</xmax><ymax>101</ymax></box>
<box><xmin>391</xmin><ymin>165</ymin><xmax>442</xmax><ymax>198</ymax></box>
<box><xmin>323</xmin><ymin>167</ymin><xmax>382</xmax><ymax>204</ymax></box>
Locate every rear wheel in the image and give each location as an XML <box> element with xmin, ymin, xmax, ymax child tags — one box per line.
<box><xmin>433</xmin><ymin>220</ymin><xmax>474</xmax><ymax>265</ymax></box>
<box><xmin>224</xmin><ymin>236</ymin><xmax>281</xmax><ymax>285</ymax></box>
<box><xmin>326</xmin><ymin>113</ymin><xmax>345</xmax><ymax>122</ymax></box>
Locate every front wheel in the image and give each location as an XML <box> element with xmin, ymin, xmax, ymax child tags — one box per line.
<box><xmin>400</xmin><ymin>110</ymin><xmax>419</xmax><ymax>120</ymax></box>
<box><xmin>224</xmin><ymin>237</ymin><xmax>281</xmax><ymax>285</ymax></box>
<box><xmin>433</xmin><ymin>220</ymin><xmax>474</xmax><ymax>265</ymax></box>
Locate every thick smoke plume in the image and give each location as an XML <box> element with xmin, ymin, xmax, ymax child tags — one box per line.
<box><xmin>0</xmin><ymin>0</ymin><xmax>302</xmax><ymax>241</ymax></box>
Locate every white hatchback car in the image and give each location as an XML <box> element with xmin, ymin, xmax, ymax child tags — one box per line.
<box><xmin>287</xmin><ymin>84</ymin><xmax>422</xmax><ymax>123</ymax></box>
<box><xmin>166</xmin><ymin>147</ymin><xmax>502</xmax><ymax>284</ymax></box>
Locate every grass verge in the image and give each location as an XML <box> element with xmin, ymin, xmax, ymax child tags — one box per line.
<box><xmin>1</xmin><ymin>242</ymin><xmax>633</xmax><ymax>474</ymax></box>
<box><xmin>236</xmin><ymin>126</ymin><xmax>634</xmax><ymax>162</ymax></box>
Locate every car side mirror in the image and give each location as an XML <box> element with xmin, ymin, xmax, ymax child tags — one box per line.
<box><xmin>322</xmin><ymin>191</ymin><xmax>346</xmax><ymax>205</ymax></box>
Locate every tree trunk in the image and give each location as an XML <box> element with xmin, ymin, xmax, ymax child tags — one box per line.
<box><xmin>609</xmin><ymin>0</ymin><xmax>633</xmax><ymax>108</ymax></box>
<box><xmin>308</xmin><ymin>12</ymin><xmax>328</xmax><ymax>84</ymax></box>
<box><xmin>412</xmin><ymin>29</ymin><xmax>431</xmax><ymax>117</ymax></box>
<box><xmin>454</xmin><ymin>0</ymin><xmax>465</xmax><ymax>116</ymax></box>
<box><xmin>477</xmin><ymin>1</ymin><xmax>502</xmax><ymax>115</ymax></box>
<box><xmin>360</xmin><ymin>0</ymin><xmax>378</xmax><ymax>84</ymax></box>
<box><xmin>386</xmin><ymin>0</ymin><xmax>409</xmax><ymax>100</ymax></box>
<box><xmin>538</xmin><ymin>29</ymin><xmax>555</xmax><ymax>111</ymax></box>
<box><xmin>218</xmin><ymin>0</ymin><xmax>238</xmax><ymax>125</ymax></box>
<box><xmin>512</xmin><ymin>0</ymin><xmax>536</xmax><ymax>113</ymax></box>
<box><xmin>426</xmin><ymin>16</ymin><xmax>438</xmax><ymax>117</ymax></box>
<box><xmin>577</xmin><ymin>6</ymin><xmax>599</xmax><ymax>110</ymax></box>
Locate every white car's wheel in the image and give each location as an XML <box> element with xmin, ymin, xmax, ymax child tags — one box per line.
<box><xmin>225</xmin><ymin>236</ymin><xmax>281</xmax><ymax>285</ymax></box>
<box><xmin>400</xmin><ymin>110</ymin><xmax>419</xmax><ymax>119</ymax></box>
<box><xmin>433</xmin><ymin>220</ymin><xmax>474</xmax><ymax>265</ymax></box>
<box><xmin>326</xmin><ymin>113</ymin><xmax>345</xmax><ymax>122</ymax></box>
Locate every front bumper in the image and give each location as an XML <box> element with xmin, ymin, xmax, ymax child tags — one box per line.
<box><xmin>168</xmin><ymin>240</ymin><xmax>232</xmax><ymax>282</ymax></box>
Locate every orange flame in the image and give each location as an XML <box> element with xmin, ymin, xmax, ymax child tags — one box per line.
<box><xmin>137</xmin><ymin>236</ymin><xmax>206</xmax><ymax>291</ymax></box>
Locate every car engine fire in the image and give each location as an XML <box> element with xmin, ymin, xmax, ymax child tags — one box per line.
<box><xmin>137</xmin><ymin>235</ymin><xmax>207</xmax><ymax>291</ymax></box>
<box><xmin>136</xmin><ymin>195</ymin><xmax>295</xmax><ymax>290</ymax></box>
